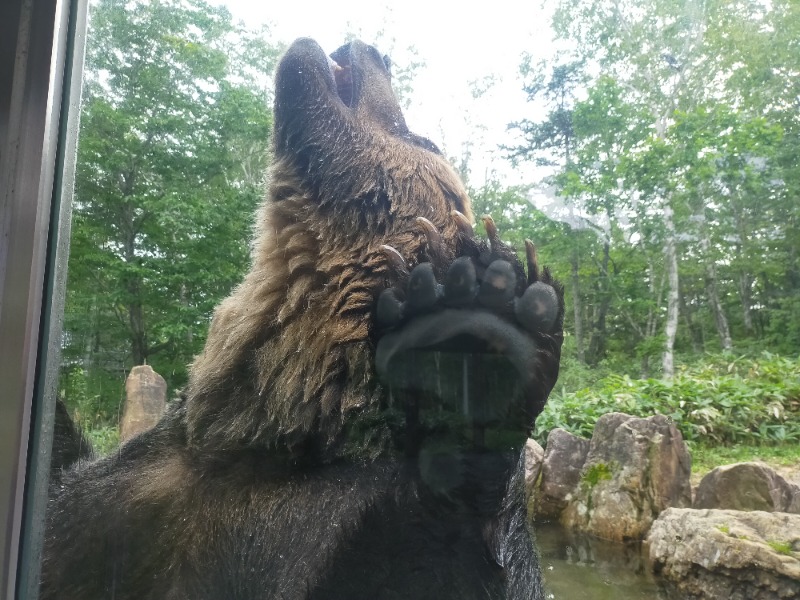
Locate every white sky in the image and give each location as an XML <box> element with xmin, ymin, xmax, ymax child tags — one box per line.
<box><xmin>219</xmin><ymin>0</ymin><xmax>556</xmax><ymax>186</ymax></box>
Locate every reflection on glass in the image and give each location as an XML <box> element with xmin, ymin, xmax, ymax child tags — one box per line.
<box><xmin>41</xmin><ymin>0</ymin><xmax>800</xmax><ymax>599</ymax></box>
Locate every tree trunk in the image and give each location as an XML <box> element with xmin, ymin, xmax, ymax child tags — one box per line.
<box><xmin>181</xmin><ymin>283</ymin><xmax>193</xmax><ymax>344</ymax></box>
<box><xmin>126</xmin><ymin>277</ymin><xmax>147</xmax><ymax>365</ymax></box>
<box><xmin>699</xmin><ymin>225</ymin><xmax>732</xmax><ymax>352</ymax></box>
<box><xmin>705</xmin><ymin>270</ymin><xmax>732</xmax><ymax>351</ymax></box>
<box><xmin>738</xmin><ymin>271</ymin><xmax>754</xmax><ymax>333</ymax></box>
<box><xmin>122</xmin><ymin>200</ymin><xmax>147</xmax><ymax>366</ymax></box>
<box><xmin>570</xmin><ymin>246</ymin><xmax>585</xmax><ymax>363</ymax></box>
<box><xmin>587</xmin><ymin>241</ymin><xmax>611</xmax><ymax>366</ymax></box>
<box><xmin>662</xmin><ymin>204</ymin><xmax>679</xmax><ymax>379</ymax></box>
<box><xmin>680</xmin><ymin>293</ymin><xmax>703</xmax><ymax>353</ymax></box>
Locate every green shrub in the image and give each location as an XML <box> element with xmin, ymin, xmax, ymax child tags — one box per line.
<box><xmin>86</xmin><ymin>426</ymin><xmax>121</xmax><ymax>456</ymax></box>
<box><xmin>59</xmin><ymin>366</ymin><xmax>125</xmax><ymax>455</ymax></box>
<box><xmin>534</xmin><ymin>352</ymin><xmax>800</xmax><ymax>446</ymax></box>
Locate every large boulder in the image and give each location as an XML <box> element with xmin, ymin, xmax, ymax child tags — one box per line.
<box><xmin>694</xmin><ymin>462</ymin><xmax>800</xmax><ymax>514</ymax></box>
<box><xmin>533</xmin><ymin>428</ymin><xmax>590</xmax><ymax>520</ymax></box>
<box><xmin>646</xmin><ymin>508</ymin><xmax>800</xmax><ymax>599</ymax></box>
<box><xmin>120</xmin><ymin>365</ymin><xmax>167</xmax><ymax>442</ymax></box>
<box><xmin>561</xmin><ymin>412</ymin><xmax>692</xmax><ymax>541</ymax></box>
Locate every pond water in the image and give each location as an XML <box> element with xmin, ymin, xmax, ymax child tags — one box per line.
<box><xmin>534</xmin><ymin>522</ymin><xmax>681</xmax><ymax>600</ymax></box>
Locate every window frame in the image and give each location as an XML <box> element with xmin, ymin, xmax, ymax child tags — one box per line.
<box><xmin>0</xmin><ymin>0</ymin><xmax>88</xmax><ymax>597</ymax></box>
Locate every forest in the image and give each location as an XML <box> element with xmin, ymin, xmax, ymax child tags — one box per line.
<box><xmin>60</xmin><ymin>0</ymin><xmax>800</xmax><ymax>458</ymax></box>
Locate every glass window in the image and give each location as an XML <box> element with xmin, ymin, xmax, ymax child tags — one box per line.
<box><xmin>5</xmin><ymin>1</ymin><xmax>798</xmax><ymax>598</ymax></box>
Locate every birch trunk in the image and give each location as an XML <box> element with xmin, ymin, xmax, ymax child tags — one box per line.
<box><xmin>662</xmin><ymin>204</ymin><xmax>679</xmax><ymax>378</ymax></box>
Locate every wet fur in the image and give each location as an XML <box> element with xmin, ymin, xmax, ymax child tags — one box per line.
<box><xmin>186</xmin><ymin>143</ymin><xmax>470</xmax><ymax>458</ymax></box>
<box><xmin>41</xmin><ymin>39</ymin><xmax>551</xmax><ymax>599</ymax></box>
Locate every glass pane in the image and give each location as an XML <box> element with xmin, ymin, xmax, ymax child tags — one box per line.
<box><xmin>39</xmin><ymin>1</ymin><xmax>799</xmax><ymax>599</ymax></box>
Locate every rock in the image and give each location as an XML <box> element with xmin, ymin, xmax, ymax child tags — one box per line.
<box><xmin>524</xmin><ymin>438</ymin><xmax>544</xmax><ymax>496</ymax></box>
<box><xmin>120</xmin><ymin>365</ymin><xmax>167</xmax><ymax>442</ymax></box>
<box><xmin>560</xmin><ymin>412</ymin><xmax>692</xmax><ymax>542</ymax></box>
<box><xmin>646</xmin><ymin>507</ymin><xmax>800</xmax><ymax>599</ymax></box>
<box><xmin>695</xmin><ymin>462</ymin><xmax>800</xmax><ymax>514</ymax></box>
<box><xmin>533</xmin><ymin>428</ymin><xmax>590</xmax><ymax>520</ymax></box>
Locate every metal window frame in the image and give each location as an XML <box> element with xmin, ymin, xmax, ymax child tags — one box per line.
<box><xmin>0</xmin><ymin>0</ymin><xmax>88</xmax><ymax>597</ymax></box>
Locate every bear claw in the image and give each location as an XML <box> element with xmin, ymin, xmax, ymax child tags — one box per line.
<box><xmin>373</xmin><ymin>214</ymin><xmax>564</xmax><ymax>449</ymax></box>
<box><xmin>376</xmin><ymin>229</ymin><xmax>559</xmax><ymax>337</ymax></box>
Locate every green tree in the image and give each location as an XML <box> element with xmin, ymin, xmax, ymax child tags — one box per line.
<box><xmin>506</xmin><ymin>58</ymin><xmax>595</xmax><ymax>362</ymax></box>
<box><xmin>711</xmin><ymin>0</ymin><xmax>800</xmax><ymax>351</ymax></box>
<box><xmin>499</xmin><ymin>0</ymin><xmax>800</xmax><ymax>378</ymax></box>
<box><xmin>541</xmin><ymin>0</ymin><xmax>800</xmax><ymax>373</ymax></box>
<box><xmin>62</xmin><ymin>0</ymin><xmax>280</xmax><ymax>426</ymax></box>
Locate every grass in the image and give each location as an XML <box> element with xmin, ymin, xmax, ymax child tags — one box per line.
<box><xmin>86</xmin><ymin>425</ymin><xmax>121</xmax><ymax>456</ymax></box>
<box><xmin>766</xmin><ymin>540</ymin><xmax>794</xmax><ymax>556</ymax></box>
<box><xmin>691</xmin><ymin>443</ymin><xmax>800</xmax><ymax>480</ymax></box>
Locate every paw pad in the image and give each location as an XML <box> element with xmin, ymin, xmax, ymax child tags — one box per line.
<box><xmin>376</xmin><ymin>215</ymin><xmax>560</xmax><ymax>338</ymax></box>
<box><xmin>373</xmin><ymin>213</ymin><xmax>564</xmax><ymax>438</ymax></box>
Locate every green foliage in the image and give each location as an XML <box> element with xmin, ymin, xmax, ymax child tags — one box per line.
<box><xmin>61</xmin><ymin>0</ymin><xmax>282</xmax><ymax>421</ymax></box>
<box><xmin>692</xmin><ymin>442</ymin><xmax>800</xmax><ymax>476</ymax></box>
<box><xmin>59</xmin><ymin>367</ymin><xmax>123</xmax><ymax>456</ymax></box>
<box><xmin>534</xmin><ymin>353</ymin><xmax>800</xmax><ymax>446</ymax></box>
<box><xmin>505</xmin><ymin>0</ymin><xmax>800</xmax><ymax>374</ymax></box>
<box><xmin>506</xmin><ymin>57</ymin><xmax>586</xmax><ymax>167</ymax></box>
<box><xmin>60</xmin><ymin>366</ymin><xmax>125</xmax><ymax>429</ymax></box>
<box><xmin>552</xmin><ymin>351</ymin><xmax>613</xmax><ymax>395</ymax></box>
<box><xmin>86</xmin><ymin>427</ymin><xmax>122</xmax><ymax>457</ymax></box>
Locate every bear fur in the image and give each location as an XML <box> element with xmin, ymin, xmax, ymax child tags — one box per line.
<box><xmin>41</xmin><ymin>39</ymin><xmax>564</xmax><ymax>599</ymax></box>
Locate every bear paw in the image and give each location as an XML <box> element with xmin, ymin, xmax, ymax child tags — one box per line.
<box><xmin>374</xmin><ymin>213</ymin><xmax>564</xmax><ymax>454</ymax></box>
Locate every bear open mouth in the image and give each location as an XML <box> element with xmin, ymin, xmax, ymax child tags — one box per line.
<box><xmin>328</xmin><ymin>52</ymin><xmax>357</xmax><ymax>108</ymax></box>
<box><xmin>328</xmin><ymin>42</ymin><xmax>392</xmax><ymax>109</ymax></box>
<box><xmin>330</xmin><ymin>60</ymin><xmax>354</xmax><ymax>107</ymax></box>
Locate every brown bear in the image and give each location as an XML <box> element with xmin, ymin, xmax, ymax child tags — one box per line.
<box><xmin>41</xmin><ymin>39</ymin><xmax>564</xmax><ymax>599</ymax></box>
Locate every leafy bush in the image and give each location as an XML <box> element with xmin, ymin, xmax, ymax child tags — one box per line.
<box><xmin>85</xmin><ymin>426</ymin><xmax>121</xmax><ymax>456</ymax></box>
<box><xmin>534</xmin><ymin>352</ymin><xmax>800</xmax><ymax>446</ymax></box>
<box><xmin>59</xmin><ymin>366</ymin><xmax>124</xmax><ymax>455</ymax></box>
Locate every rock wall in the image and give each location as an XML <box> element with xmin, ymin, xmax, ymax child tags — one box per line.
<box><xmin>646</xmin><ymin>508</ymin><xmax>800</xmax><ymax>599</ymax></box>
<box><xmin>533</xmin><ymin>428</ymin><xmax>589</xmax><ymax>520</ymax></box>
<box><xmin>559</xmin><ymin>413</ymin><xmax>692</xmax><ymax>542</ymax></box>
<box><xmin>525</xmin><ymin>412</ymin><xmax>800</xmax><ymax>598</ymax></box>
